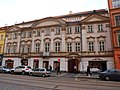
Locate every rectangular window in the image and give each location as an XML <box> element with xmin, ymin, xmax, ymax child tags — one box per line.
<box><xmin>88</xmin><ymin>25</ymin><xmax>93</xmax><ymax>32</ymax></box>
<box><xmin>45</xmin><ymin>28</ymin><xmax>50</xmax><ymax>36</ymax></box>
<box><xmin>117</xmin><ymin>34</ymin><xmax>120</xmax><ymax>47</ymax></box>
<box><xmin>55</xmin><ymin>27</ymin><xmax>61</xmax><ymax>35</ymax></box>
<box><xmin>112</xmin><ymin>0</ymin><xmax>120</xmax><ymax>8</ymax></box>
<box><xmin>21</xmin><ymin>45</ymin><xmax>25</xmax><ymax>53</ymax></box>
<box><xmin>35</xmin><ymin>43</ymin><xmax>40</xmax><ymax>52</ymax></box>
<box><xmin>115</xmin><ymin>15</ymin><xmax>120</xmax><ymax>26</ymax></box>
<box><xmin>55</xmin><ymin>42</ymin><xmax>61</xmax><ymax>52</ymax></box>
<box><xmin>21</xmin><ymin>32</ymin><xmax>26</xmax><ymax>38</ymax></box>
<box><xmin>88</xmin><ymin>42</ymin><xmax>94</xmax><ymax>52</ymax></box>
<box><xmin>66</xmin><ymin>27</ymin><xmax>72</xmax><ymax>34</ymax></box>
<box><xmin>98</xmin><ymin>24</ymin><xmax>103</xmax><ymax>32</ymax></box>
<box><xmin>27</xmin><ymin>45</ymin><xmax>31</xmax><ymax>53</ymax></box>
<box><xmin>75</xmin><ymin>42</ymin><xmax>81</xmax><ymax>52</ymax></box>
<box><xmin>45</xmin><ymin>43</ymin><xmax>50</xmax><ymax>52</ymax></box>
<box><xmin>67</xmin><ymin>42</ymin><xmax>72</xmax><ymax>52</ymax></box>
<box><xmin>7</xmin><ymin>46</ymin><xmax>11</xmax><ymax>53</ymax></box>
<box><xmin>27</xmin><ymin>31</ymin><xmax>32</xmax><ymax>38</ymax></box>
<box><xmin>75</xmin><ymin>26</ymin><xmax>80</xmax><ymax>33</ymax></box>
<box><xmin>13</xmin><ymin>33</ymin><xmax>17</xmax><ymax>39</ymax></box>
<box><xmin>99</xmin><ymin>41</ymin><xmax>105</xmax><ymax>51</ymax></box>
<box><xmin>36</xmin><ymin>30</ymin><xmax>41</xmax><ymax>36</ymax></box>
<box><xmin>0</xmin><ymin>35</ymin><xmax>3</xmax><ymax>40</ymax></box>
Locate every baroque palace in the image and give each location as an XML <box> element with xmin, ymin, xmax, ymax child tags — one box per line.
<box><xmin>1</xmin><ymin>9</ymin><xmax>114</xmax><ymax>72</ymax></box>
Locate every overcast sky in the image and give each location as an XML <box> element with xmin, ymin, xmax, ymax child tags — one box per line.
<box><xmin>0</xmin><ymin>0</ymin><xmax>108</xmax><ymax>27</ymax></box>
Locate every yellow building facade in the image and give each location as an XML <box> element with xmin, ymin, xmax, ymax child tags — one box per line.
<box><xmin>0</xmin><ymin>29</ymin><xmax>6</xmax><ymax>66</ymax></box>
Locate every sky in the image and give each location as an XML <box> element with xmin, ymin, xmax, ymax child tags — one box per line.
<box><xmin>0</xmin><ymin>0</ymin><xmax>108</xmax><ymax>27</ymax></box>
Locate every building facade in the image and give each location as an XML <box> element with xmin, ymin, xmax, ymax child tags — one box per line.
<box><xmin>0</xmin><ymin>29</ymin><xmax>6</xmax><ymax>66</ymax></box>
<box><xmin>108</xmin><ymin>0</ymin><xmax>120</xmax><ymax>69</ymax></box>
<box><xmin>2</xmin><ymin>9</ymin><xmax>114</xmax><ymax>72</ymax></box>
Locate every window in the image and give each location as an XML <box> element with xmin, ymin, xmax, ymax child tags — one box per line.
<box><xmin>75</xmin><ymin>26</ymin><xmax>80</xmax><ymax>33</ymax></box>
<box><xmin>45</xmin><ymin>43</ymin><xmax>50</xmax><ymax>52</ymax></box>
<box><xmin>88</xmin><ymin>42</ymin><xmax>94</xmax><ymax>52</ymax></box>
<box><xmin>7</xmin><ymin>46</ymin><xmax>11</xmax><ymax>53</ymax></box>
<box><xmin>36</xmin><ymin>30</ymin><xmax>40</xmax><ymax>36</ymax></box>
<box><xmin>117</xmin><ymin>34</ymin><xmax>120</xmax><ymax>47</ymax></box>
<box><xmin>55</xmin><ymin>27</ymin><xmax>61</xmax><ymax>35</ymax></box>
<box><xmin>27</xmin><ymin>31</ymin><xmax>32</xmax><ymax>38</ymax></box>
<box><xmin>75</xmin><ymin>42</ymin><xmax>81</xmax><ymax>52</ymax></box>
<box><xmin>115</xmin><ymin>15</ymin><xmax>120</xmax><ymax>26</ymax></box>
<box><xmin>112</xmin><ymin>0</ymin><xmax>120</xmax><ymax>8</ymax></box>
<box><xmin>0</xmin><ymin>46</ymin><xmax>2</xmax><ymax>53</ymax></box>
<box><xmin>8</xmin><ymin>33</ymin><xmax>12</xmax><ymax>40</ymax></box>
<box><xmin>99</xmin><ymin>41</ymin><xmax>105</xmax><ymax>51</ymax></box>
<box><xmin>45</xmin><ymin>28</ymin><xmax>50</xmax><ymax>36</ymax></box>
<box><xmin>35</xmin><ymin>43</ymin><xmax>40</xmax><ymax>52</ymax></box>
<box><xmin>12</xmin><ymin>46</ymin><xmax>16</xmax><ymax>53</ymax></box>
<box><xmin>66</xmin><ymin>27</ymin><xmax>72</xmax><ymax>34</ymax></box>
<box><xmin>88</xmin><ymin>25</ymin><xmax>93</xmax><ymax>32</ymax></box>
<box><xmin>21</xmin><ymin>32</ymin><xmax>26</xmax><ymax>38</ymax></box>
<box><xmin>98</xmin><ymin>24</ymin><xmax>103</xmax><ymax>32</ymax></box>
<box><xmin>27</xmin><ymin>45</ymin><xmax>31</xmax><ymax>53</ymax></box>
<box><xmin>55</xmin><ymin>42</ymin><xmax>61</xmax><ymax>52</ymax></box>
<box><xmin>67</xmin><ymin>42</ymin><xmax>72</xmax><ymax>52</ymax></box>
<box><xmin>21</xmin><ymin>45</ymin><xmax>25</xmax><ymax>53</ymax></box>
<box><xmin>13</xmin><ymin>33</ymin><xmax>17</xmax><ymax>39</ymax></box>
<box><xmin>1</xmin><ymin>35</ymin><xmax>3</xmax><ymax>40</ymax></box>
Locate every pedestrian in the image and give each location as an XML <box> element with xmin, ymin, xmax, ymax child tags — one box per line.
<box><xmin>86</xmin><ymin>66</ymin><xmax>92</xmax><ymax>76</ymax></box>
<box><xmin>56</xmin><ymin>65</ymin><xmax>61</xmax><ymax>75</ymax></box>
<box><xmin>74</xmin><ymin>65</ymin><xmax>77</xmax><ymax>73</ymax></box>
<box><xmin>49</xmin><ymin>65</ymin><xmax>52</xmax><ymax>71</ymax></box>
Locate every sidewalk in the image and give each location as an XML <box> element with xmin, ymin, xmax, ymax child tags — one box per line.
<box><xmin>51</xmin><ymin>72</ymin><xmax>99</xmax><ymax>79</ymax></box>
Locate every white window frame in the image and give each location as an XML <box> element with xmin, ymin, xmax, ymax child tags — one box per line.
<box><xmin>99</xmin><ymin>41</ymin><xmax>105</xmax><ymax>51</ymax></box>
<box><xmin>88</xmin><ymin>41</ymin><xmax>94</xmax><ymax>52</ymax></box>
<box><xmin>88</xmin><ymin>25</ymin><xmax>93</xmax><ymax>32</ymax></box>
<box><xmin>98</xmin><ymin>24</ymin><xmax>103</xmax><ymax>32</ymax></box>
<box><xmin>35</xmin><ymin>43</ymin><xmax>40</xmax><ymax>52</ymax></box>
<box><xmin>66</xmin><ymin>27</ymin><xmax>72</xmax><ymax>34</ymax></box>
<box><xmin>55</xmin><ymin>27</ymin><xmax>61</xmax><ymax>35</ymax></box>
<box><xmin>45</xmin><ymin>42</ymin><xmax>50</xmax><ymax>52</ymax></box>
<box><xmin>45</xmin><ymin>28</ymin><xmax>50</xmax><ymax>36</ymax></box>
<box><xmin>75</xmin><ymin>42</ymin><xmax>81</xmax><ymax>52</ymax></box>
<box><xmin>75</xmin><ymin>26</ymin><xmax>80</xmax><ymax>33</ymax></box>
<box><xmin>67</xmin><ymin>42</ymin><xmax>72</xmax><ymax>52</ymax></box>
<box><xmin>55</xmin><ymin>42</ymin><xmax>61</xmax><ymax>52</ymax></box>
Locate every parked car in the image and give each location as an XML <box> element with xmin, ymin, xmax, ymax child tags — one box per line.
<box><xmin>11</xmin><ymin>65</ymin><xmax>32</xmax><ymax>75</ymax></box>
<box><xmin>99</xmin><ymin>69</ymin><xmax>120</xmax><ymax>81</ymax></box>
<box><xmin>29</xmin><ymin>68</ymin><xmax>51</xmax><ymax>77</ymax></box>
<box><xmin>0</xmin><ymin>66</ymin><xmax>11</xmax><ymax>73</ymax></box>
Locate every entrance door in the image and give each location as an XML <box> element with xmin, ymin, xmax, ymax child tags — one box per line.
<box><xmin>53</xmin><ymin>61</ymin><xmax>60</xmax><ymax>71</ymax></box>
<box><xmin>43</xmin><ymin>61</ymin><xmax>49</xmax><ymax>69</ymax></box>
<box><xmin>5</xmin><ymin>60</ymin><xmax>14</xmax><ymax>68</ymax></box>
<box><xmin>21</xmin><ymin>59</ymin><xmax>28</xmax><ymax>66</ymax></box>
<box><xmin>33</xmin><ymin>60</ymin><xmax>39</xmax><ymax>69</ymax></box>
<box><xmin>68</xmin><ymin>59</ymin><xmax>79</xmax><ymax>73</ymax></box>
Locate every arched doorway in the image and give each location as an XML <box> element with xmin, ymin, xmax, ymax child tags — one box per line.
<box><xmin>5</xmin><ymin>59</ymin><xmax>14</xmax><ymax>68</ymax></box>
<box><xmin>21</xmin><ymin>59</ymin><xmax>28</xmax><ymax>66</ymax></box>
<box><xmin>68</xmin><ymin>59</ymin><xmax>79</xmax><ymax>73</ymax></box>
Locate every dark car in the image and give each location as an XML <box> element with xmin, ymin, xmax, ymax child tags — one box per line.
<box><xmin>99</xmin><ymin>69</ymin><xmax>120</xmax><ymax>81</ymax></box>
<box><xmin>0</xmin><ymin>66</ymin><xmax>11</xmax><ymax>73</ymax></box>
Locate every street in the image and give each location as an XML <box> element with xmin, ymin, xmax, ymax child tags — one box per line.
<box><xmin>0</xmin><ymin>73</ymin><xmax>120</xmax><ymax>90</ymax></box>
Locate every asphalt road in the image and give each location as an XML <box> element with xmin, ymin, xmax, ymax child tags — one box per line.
<box><xmin>0</xmin><ymin>73</ymin><xmax>120</xmax><ymax>90</ymax></box>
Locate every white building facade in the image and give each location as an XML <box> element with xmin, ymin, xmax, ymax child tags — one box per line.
<box><xmin>2</xmin><ymin>9</ymin><xmax>114</xmax><ymax>72</ymax></box>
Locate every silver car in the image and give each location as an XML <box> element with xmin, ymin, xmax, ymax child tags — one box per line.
<box><xmin>0</xmin><ymin>66</ymin><xmax>11</xmax><ymax>73</ymax></box>
<box><xmin>29</xmin><ymin>68</ymin><xmax>51</xmax><ymax>77</ymax></box>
